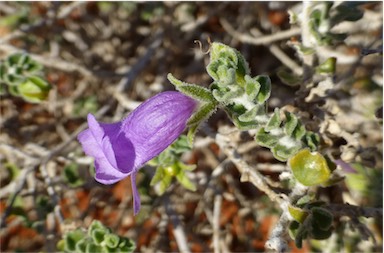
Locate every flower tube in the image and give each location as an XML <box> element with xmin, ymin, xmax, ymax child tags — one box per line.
<box><xmin>77</xmin><ymin>91</ymin><xmax>197</xmax><ymax>214</ymax></box>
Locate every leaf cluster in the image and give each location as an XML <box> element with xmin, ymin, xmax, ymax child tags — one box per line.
<box><xmin>288</xmin><ymin>203</ymin><xmax>334</xmax><ymax>249</ymax></box>
<box><xmin>206</xmin><ymin>42</ymin><xmax>320</xmax><ymax>162</ymax></box>
<box><xmin>0</xmin><ymin>53</ymin><xmax>51</xmax><ymax>103</ymax></box>
<box><xmin>149</xmin><ymin>135</ymin><xmax>197</xmax><ymax>195</ymax></box>
<box><xmin>57</xmin><ymin>220</ymin><xmax>136</xmax><ymax>253</ymax></box>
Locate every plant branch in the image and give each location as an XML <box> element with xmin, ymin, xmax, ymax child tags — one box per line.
<box><xmin>220</xmin><ymin>18</ymin><xmax>303</xmax><ymax>76</ymax></box>
<box><xmin>213</xmin><ymin>194</ymin><xmax>223</xmax><ymax>253</ymax></box>
<box><xmin>203</xmin><ymin>125</ymin><xmax>286</xmax><ymax>206</ymax></box>
<box><xmin>220</xmin><ymin>18</ymin><xmax>301</xmax><ymax>45</ymax></box>
<box><xmin>164</xmin><ymin>195</ymin><xmax>191</xmax><ymax>253</ymax></box>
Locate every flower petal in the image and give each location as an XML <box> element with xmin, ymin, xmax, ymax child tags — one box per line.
<box><xmin>87</xmin><ymin>114</ymin><xmax>119</xmax><ymax>169</ymax></box>
<box><xmin>121</xmin><ymin>91</ymin><xmax>197</xmax><ymax>170</ymax></box>
<box><xmin>77</xmin><ymin>91</ymin><xmax>198</xmax><ymax>215</ymax></box>
<box><xmin>77</xmin><ymin>114</ymin><xmax>135</xmax><ymax>184</ymax></box>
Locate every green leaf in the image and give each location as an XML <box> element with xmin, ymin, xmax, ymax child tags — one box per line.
<box><xmin>0</xmin><ymin>8</ymin><xmax>29</xmax><ymax>27</ymax></box>
<box><xmin>157</xmin><ymin>151</ymin><xmax>175</xmax><ymax>165</ymax></box>
<box><xmin>89</xmin><ymin>220</ymin><xmax>110</xmax><ymax>235</ymax></box>
<box><xmin>332</xmin><ymin>2</ymin><xmax>364</xmax><ymax>24</ymax></box>
<box><xmin>169</xmin><ymin>135</ymin><xmax>192</xmax><ymax>154</ymax></box>
<box><xmin>296</xmin><ymin>195</ymin><xmax>316</xmax><ymax>206</ymax></box>
<box><xmin>304</xmin><ymin>132</ymin><xmax>320</xmax><ymax>151</ymax></box>
<box><xmin>8</xmin><ymin>84</ymin><xmax>20</xmax><ymax>96</ymax></box>
<box><xmin>4</xmin><ymin>163</ymin><xmax>20</xmax><ymax>181</ymax></box>
<box><xmin>207</xmin><ymin>42</ymin><xmax>250</xmax><ymax>86</ymax></box>
<box><xmin>86</xmin><ymin>242</ymin><xmax>102</xmax><ymax>253</ymax></box>
<box><xmin>232</xmin><ymin>115</ymin><xmax>264</xmax><ymax>130</ymax></box>
<box><xmin>254</xmin><ymin>75</ymin><xmax>271</xmax><ymax>103</ymax></box>
<box><xmin>57</xmin><ymin>239</ymin><xmax>65</xmax><ymax>252</ymax></box>
<box><xmin>3</xmin><ymin>53</ymin><xmax>43</xmax><ymax>81</ymax></box>
<box><xmin>311</xmin><ymin>207</ymin><xmax>333</xmax><ymax>230</ymax></box>
<box><xmin>255</xmin><ymin>128</ymin><xmax>280</xmax><ymax>148</ymax></box>
<box><xmin>316</xmin><ymin>57</ymin><xmax>336</xmax><ymax>74</ymax></box>
<box><xmin>105</xmin><ymin>234</ymin><xmax>120</xmax><ymax>248</ymax></box>
<box><xmin>0</xmin><ymin>63</ymin><xmax>5</xmax><ymax>81</ymax></box>
<box><xmin>151</xmin><ymin>168</ymin><xmax>173</xmax><ymax>195</ymax></box>
<box><xmin>59</xmin><ymin>220</ymin><xmax>135</xmax><ymax>253</ymax></box>
<box><xmin>234</xmin><ymin>51</ymin><xmax>250</xmax><ymax>83</ymax></box>
<box><xmin>244</xmin><ymin>75</ymin><xmax>261</xmax><ymax>100</ymax></box>
<box><xmin>65</xmin><ymin>229</ymin><xmax>86</xmax><ymax>252</ymax></box>
<box><xmin>158</xmin><ymin>173</ymin><xmax>173</xmax><ymax>195</ymax></box>
<box><xmin>289</xmin><ymin>149</ymin><xmax>331</xmax><ymax>186</ymax></box>
<box><xmin>234</xmin><ymin>103</ymin><xmax>269</xmax><ymax>128</ymax></box>
<box><xmin>187</xmin><ymin>123</ymin><xmax>199</xmax><ymax>144</ymax></box>
<box><xmin>63</xmin><ymin>163</ymin><xmax>84</xmax><ymax>187</ymax></box>
<box><xmin>288</xmin><ymin>205</ymin><xmax>309</xmax><ymax>223</ymax></box>
<box><xmin>4</xmin><ymin>73</ymin><xmax>26</xmax><ymax>86</ymax></box>
<box><xmin>187</xmin><ymin>102</ymin><xmax>217</xmax><ymax>127</ymax></box>
<box><xmin>265</xmin><ymin>108</ymin><xmax>282</xmax><ymax>131</ymax></box>
<box><xmin>209</xmin><ymin>42</ymin><xmax>238</xmax><ymax>68</ymax></box>
<box><xmin>276</xmin><ymin>68</ymin><xmax>302</xmax><ymax>87</ymax></box>
<box><xmin>310</xmin><ymin>223</ymin><xmax>333</xmax><ymax>240</ymax></box>
<box><xmin>212</xmin><ymin>85</ymin><xmax>243</xmax><ymax>104</ymax></box>
<box><xmin>18</xmin><ymin>75</ymin><xmax>51</xmax><ymax>103</ymax></box>
<box><xmin>118</xmin><ymin>238</ymin><xmax>136</xmax><ymax>253</ymax></box>
<box><xmin>150</xmin><ymin>166</ymin><xmax>165</xmax><ymax>186</ymax></box>
<box><xmin>176</xmin><ymin>171</ymin><xmax>196</xmax><ymax>191</ymax></box>
<box><xmin>92</xmin><ymin>229</ymin><xmax>107</xmax><ymax>246</ymax></box>
<box><xmin>217</xmin><ymin>65</ymin><xmax>236</xmax><ymax>85</ymax></box>
<box><xmin>292</xmin><ymin>123</ymin><xmax>306</xmax><ymax>140</ymax></box>
<box><xmin>284</xmin><ymin>112</ymin><xmax>299</xmax><ymax>137</ymax></box>
<box><xmin>304</xmin><ymin>200</ymin><xmax>326</xmax><ymax>210</ymax></box>
<box><xmin>238</xmin><ymin>105</ymin><xmax>258</xmax><ymax>122</ymax></box>
<box><xmin>294</xmin><ymin>223</ymin><xmax>308</xmax><ymax>249</ymax></box>
<box><xmin>11</xmin><ymin>53</ymin><xmax>24</xmax><ymax>65</ymax></box>
<box><xmin>206</xmin><ymin>60</ymin><xmax>220</xmax><ymax>81</ymax></box>
<box><xmin>167</xmin><ymin>73</ymin><xmax>215</xmax><ymax>103</ymax></box>
<box><xmin>288</xmin><ymin>220</ymin><xmax>301</xmax><ymax>239</ymax></box>
<box><xmin>177</xmin><ymin>161</ymin><xmax>196</xmax><ymax>171</ymax></box>
<box><xmin>75</xmin><ymin>237</ymin><xmax>89</xmax><ymax>253</ymax></box>
<box><xmin>272</xmin><ymin>141</ymin><xmax>301</xmax><ymax>162</ymax></box>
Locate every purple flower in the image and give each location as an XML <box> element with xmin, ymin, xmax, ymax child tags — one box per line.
<box><xmin>77</xmin><ymin>91</ymin><xmax>197</xmax><ymax>215</ymax></box>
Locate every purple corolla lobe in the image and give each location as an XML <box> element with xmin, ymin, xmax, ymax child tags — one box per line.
<box><xmin>77</xmin><ymin>91</ymin><xmax>197</xmax><ymax>214</ymax></box>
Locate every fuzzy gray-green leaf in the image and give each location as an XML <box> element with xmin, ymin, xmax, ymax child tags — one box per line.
<box><xmin>187</xmin><ymin>102</ymin><xmax>217</xmax><ymax>127</ymax></box>
<box><xmin>255</xmin><ymin>75</ymin><xmax>271</xmax><ymax>103</ymax></box>
<box><xmin>255</xmin><ymin>128</ymin><xmax>280</xmax><ymax>148</ymax></box>
<box><xmin>272</xmin><ymin>141</ymin><xmax>302</xmax><ymax>161</ymax></box>
<box><xmin>304</xmin><ymin>131</ymin><xmax>320</xmax><ymax>151</ymax></box>
<box><xmin>244</xmin><ymin>75</ymin><xmax>260</xmax><ymax>101</ymax></box>
<box><xmin>238</xmin><ymin>103</ymin><xmax>267</xmax><ymax>123</ymax></box>
<box><xmin>167</xmin><ymin>73</ymin><xmax>215</xmax><ymax>102</ymax></box>
<box><xmin>265</xmin><ymin>108</ymin><xmax>282</xmax><ymax>131</ymax></box>
<box><xmin>217</xmin><ymin>65</ymin><xmax>236</xmax><ymax>85</ymax></box>
<box><xmin>212</xmin><ymin>86</ymin><xmax>242</xmax><ymax>104</ymax></box>
<box><xmin>209</xmin><ymin>42</ymin><xmax>238</xmax><ymax>67</ymax></box>
<box><xmin>292</xmin><ymin>123</ymin><xmax>306</xmax><ymax>140</ymax></box>
<box><xmin>284</xmin><ymin>112</ymin><xmax>299</xmax><ymax>136</ymax></box>
<box><xmin>238</xmin><ymin>106</ymin><xmax>258</xmax><ymax>122</ymax></box>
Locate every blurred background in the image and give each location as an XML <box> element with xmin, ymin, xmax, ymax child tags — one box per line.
<box><xmin>0</xmin><ymin>2</ymin><xmax>382</xmax><ymax>252</ymax></box>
